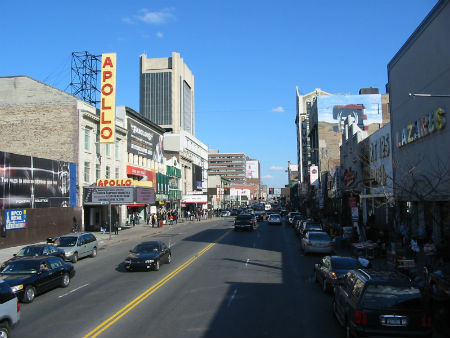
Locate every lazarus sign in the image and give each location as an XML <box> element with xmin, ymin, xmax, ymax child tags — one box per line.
<box><xmin>100</xmin><ymin>53</ymin><xmax>117</xmax><ymax>143</ymax></box>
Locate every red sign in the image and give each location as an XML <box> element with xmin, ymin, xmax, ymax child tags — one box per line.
<box><xmin>97</xmin><ymin>179</ymin><xmax>132</xmax><ymax>187</ymax></box>
<box><xmin>349</xmin><ymin>197</ymin><xmax>357</xmax><ymax>207</ymax></box>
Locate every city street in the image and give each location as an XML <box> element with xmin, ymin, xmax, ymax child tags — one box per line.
<box><xmin>13</xmin><ymin>217</ymin><xmax>342</xmax><ymax>338</ymax></box>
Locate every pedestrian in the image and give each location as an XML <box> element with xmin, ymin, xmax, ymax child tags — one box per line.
<box><xmin>423</xmin><ymin>238</ymin><xmax>437</xmax><ymax>269</ymax></box>
<box><xmin>146</xmin><ymin>213</ymin><xmax>150</xmax><ymax>225</ymax></box>
<box><xmin>410</xmin><ymin>237</ymin><xmax>420</xmax><ymax>259</ymax></box>
<box><xmin>132</xmin><ymin>216</ymin><xmax>136</xmax><ymax>227</ymax></box>
<box><xmin>169</xmin><ymin>213</ymin><xmax>174</xmax><ymax>225</ymax></box>
<box><xmin>174</xmin><ymin>211</ymin><xmax>178</xmax><ymax>224</ymax></box>
<box><xmin>114</xmin><ymin>222</ymin><xmax>119</xmax><ymax>235</ymax></box>
<box><xmin>151</xmin><ymin>214</ymin><xmax>156</xmax><ymax>228</ymax></box>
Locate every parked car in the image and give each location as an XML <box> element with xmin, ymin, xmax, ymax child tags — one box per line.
<box><xmin>268</xmin><ymin>213</ymin><xmax>282</xmax><ymax>225</ymax></box>
<box><xmin>234</xmin><ymin>214</ymin><xmax>255</xmax><ymax>231</ymax></box>
<box><xmin>0</xmin><ymin>244</ymin><xmax>65</xmax><ymax>271</ymax></box>
<box><xmin>124</xmin><ymin>241</ymin><xmax>171</xmax><ymax>271</ymax></box>
<box><xmin>314</xmin><ymin>256</ymin><xmax>360</xmax><ymax>293</ymax></box>
<box><xmin>221</xmin><ymin>210</ymin><xmax>231</xmax><ymax>217</ymax></box>
<box><xmin>293</xmin><ymin>216</ymin><xmax>307</xmax><ymax>232</ymax></box>
<box><xmin>230</xmin><ymin>209</ymin><xmax>239</xmax><ymax>216</ymax></box>
<box><xmin>301</xmin><ymin>231</ymin><xmax>334</xmax><ymax>255</ymax></box>
<box><xmin>333</xmin><ymin>269</ymin><xmax>432</xmax><ymax>338</ymax></box>
<box><xmin>298</xmin><ymin>221</ymin><xmax>323</xmax><ymax>238</ymax></box>
<box><xmin>288</xmin><ymin>212</ymin><xmax>302</xmax><ymax>225</ymax></box>
<box><xmin>0</xmin><ymin>256</ymin><xmax>75</xmax><ymax>303</ymax></box>
<box><xmin>0</xmin><ymin>278</ymin><xmax>20</xmax><ymax>337</ymax></box>
<box><xmin>55</xmin><ymin>232</ymin><xmax>98</xmax><ymax>263</ymax></box>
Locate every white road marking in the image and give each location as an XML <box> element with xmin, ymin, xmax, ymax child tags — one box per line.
<box><xmin>227</xmin><ymin>288</ymin><xmax>238</xmax><ymax>308</ymax></box>
<box><xmin>59</xmin><ymin>284</ymin><xmax>89</xmax><ymax>298</ymax></box>
<box><xmin>245</xmin><ymin>258</ymin><xmax>250</xmax><ymax>267</ymax></box>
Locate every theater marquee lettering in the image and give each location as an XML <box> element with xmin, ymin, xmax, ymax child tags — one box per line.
<box><xmin>100</xmin><ymin>53</ymin><xmax>116</xmax><ymax>143</ymax></box>
<box><xmin>396</xmin><ymin>107</ymin><xmax>446</xmax><ymax>148</ymax></box>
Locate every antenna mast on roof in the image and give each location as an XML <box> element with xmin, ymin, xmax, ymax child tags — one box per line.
<box><xmin>70</xmin><ymin>51</ymin><xmax>101</xmax><ymax>107</ymax></box>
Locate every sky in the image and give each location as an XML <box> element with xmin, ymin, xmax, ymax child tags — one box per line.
<box><xmin>0</xmin><ymin>0</ymin><xmax>439</xmax><ymax>189</ymax></box>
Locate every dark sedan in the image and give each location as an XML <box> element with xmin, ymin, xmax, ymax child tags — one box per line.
<box><xmin>124</xmin><ymin>241</ymin><xmax>171</xmax><ymax>271</ymax></box>
<box><xmin>1</xmin><ymin>244</ymin><xmax>66</xmax><ymax>271</ymax></box>
<box><xmin>314</xmin><ymin>256</ymin><xmax>359</xmax><ymax>293</ymax></box>
<box><xmin>0</xmin><ymin>256</ymin><xmax>75</xmax><ymax>303</ymax></box>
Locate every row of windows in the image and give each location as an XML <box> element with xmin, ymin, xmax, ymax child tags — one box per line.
<box><xmin>140</xmin><ymin>72</ymin><xmax>172</xmax><ymax>125</ymax></box>
<box><xmin>84</xmin><ymin>128</ymin><xmax>120</xmax><ymax>158</ymax></box>
<box><xmin>84</xmin><ymin>163</ymin><xmax>120</xmax><ymax>183</ymax></box>
<box><xmin>183</xmin><ymin>80</ymin><xmax>192</xmax><ymax>133</ymax></box>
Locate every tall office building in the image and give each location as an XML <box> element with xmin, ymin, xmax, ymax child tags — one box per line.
<box><xmin>140</xmin><ymin>52</ymin><xmax>195</xmax><ymax>135</ymax></box>
<box><xmin>208</xmin><ymin>151</ymin><xmax>260</xmax><ymax>186</ymax></box>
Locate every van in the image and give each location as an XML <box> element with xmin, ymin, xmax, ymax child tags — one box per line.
<box><xmin>55</xmin><ymin>233</ymin><xmax>98</xmax><ymax>263</ymax></box>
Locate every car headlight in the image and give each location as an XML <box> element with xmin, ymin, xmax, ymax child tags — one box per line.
<box><xmin>65</xmin><ymin>251</ymin><xmax>73</xmax><ymax>256</ymax></box>
<box><xmin>145</xmin><ymin>260</ymin><xmax>154</xmax><ymax>263</ymax></box>
<box><xmin>11</xmin><ymin>285</ymin><xmax>23</xmax><ymax>293</ymax></box>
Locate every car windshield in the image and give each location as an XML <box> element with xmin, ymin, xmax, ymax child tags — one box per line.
<box><xmin>306</xmin><ymin>223</ymin><xmax>322</xmax><ymax>230</ymax></box>
<box><xmin>17</xmin><ymin>246</ymin><xmax>44</xmax><ymax>257</ymax></box>
<box><xmin>361</xmin><ymin>285</ymin><xmax>423</xmax><ymax>309</ymax></box>
<box><xmin>56</xmin><ymin>236</ymin><xmax>77</xmax><ymax>247</ymax></box>
<box><xmin>309</xmin><ymin>233</ymin><xmax>330</xmax><ymax>241</ymax></box>
<box><xmin>1</xmin><ymin>260</ymin><xmax>40</xmax><ymax>274</ymax></box>
<box><xmin>331</xmin><ymin>258</ymin><xmax>359</xmax><ymax>270</ymax></box>
<box><xmin>132</xmin><ymin>244</ymin><xmax>159</xmax><ymax>253</ymax></box>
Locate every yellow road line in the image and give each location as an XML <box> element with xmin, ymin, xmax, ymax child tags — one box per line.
<box><xmin>83</xmin><ymin>230</ymin><xmax>231</xmax><ymax>338</ymax></box>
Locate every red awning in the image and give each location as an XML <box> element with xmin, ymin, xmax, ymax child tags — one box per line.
<box><xmin>127</xmin><ymin>204</ymin><xmax>147</xmax><ymax>207</ymax></box>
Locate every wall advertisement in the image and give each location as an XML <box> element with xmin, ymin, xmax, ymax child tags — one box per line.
<box><xmin>5</xmin><ymin>209</ymin><xmax>27</xmax><ymax>230</ymax></box>
<box><xmin>127</xmin><ymin>119</ymin><xmax>163</xmax><ymax>163</ymax></box>
<box><xmin>309</xmin><ymin>165</ymin><xmax>319</xmax><ymax>186</ymax></box>
<box><xmin>369</xmin><ymin>125</ymin><xmax>393</xmax><ymax>195</ymax></box>
<box><xmin>0</xmin><ymin>151</ymin><xmax>76</xmax><ymax>209</ymax></box>
<box><xmin>245</xmin><ymin>160</ymin><xmax>259</xmax><ymax>179</ymax></box>
<box><xmin>83</xmin><ymin>186</ymin><xmax>155</xmax><ymax>205</ymax></box>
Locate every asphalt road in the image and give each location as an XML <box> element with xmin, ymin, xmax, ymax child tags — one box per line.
<box><xmin>14</xmin><ymin>217</ymin><xmax>343</xmax><ymax>338</ymax></box>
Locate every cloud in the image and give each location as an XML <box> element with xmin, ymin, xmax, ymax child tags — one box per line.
<box><xmin>136</xmin><ymin>8</ymin><xmax>176</xmax><ymax>24</ymax></box>
<box><xmin>270</xmin><ymin>166</ymin><xmax>285</xmax><ymax>171</ymax></box>
<box><xmin>156</xmin><ymin>32</ymin><xmax>164</xmax><ymax>38</ymax></box>
<box><xmin>262</xmin><ymin>175</ymin><xmax>273</xmax><ymax>179</ymax></box>
<box><xmin>271</xmin><ymin>106</ymin><xmax>285</xmax><ymax>113</ymax></box>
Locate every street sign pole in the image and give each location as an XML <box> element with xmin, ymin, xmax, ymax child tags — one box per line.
<box><xmin>109</xmin><ymin>203</ymin><xmax>112</xmax><ymax>240</ymax></box>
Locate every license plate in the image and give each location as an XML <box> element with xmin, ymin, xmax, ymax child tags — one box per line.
<box><xmin>380</xmin><ymin>315</ymin><xmax>408</xmax><ymax>327</ymax></box>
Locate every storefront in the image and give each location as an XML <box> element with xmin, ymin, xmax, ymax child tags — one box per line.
<box><xmin>181</xmin><ymin>194</ymin><xmax>208</xmax><ymax>217</ymax></box>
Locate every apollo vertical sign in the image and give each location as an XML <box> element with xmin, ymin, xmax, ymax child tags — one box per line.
<box><xmin>100</xmin><ymin>53</ymin><xmax>116</xmax><ymax>143</ymax></box>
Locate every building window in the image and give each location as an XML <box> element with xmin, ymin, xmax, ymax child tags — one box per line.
<box><xmin>115</xmin><ymin>167</ymin><xmax>119</xmax><ymax>178</ymax></box>
<box><xmin>106</xmin><ymin>144</ymin><xmax>111</xmax><ymax>157</ymax></box>
<box><xmin>115</xmin><ymin>142</ymin><xmax>119</xmax><ymax>158</ymax></box>
<box><xmin>84</xmin><ymin>162</ymin><xmax>90</xmax><ymax>183</ymax></box>
<box><xmin>96</xmin><ymin>133</ymin><xmax>100</xmax><ymax>154</ymax></box>
<box><xmin>84</xmin><ymin>129</ymin><xmax>90</xmax><ymax>151</ymax></box>
<box><xmin>106</xmin><ymin>166</ymin><xmax>110</xmax><ymax>179</ymax></box>
<box><xmin>96</xmin><ymin>164</ymin><xmax>101</xmax><ymax>181</ymax></box>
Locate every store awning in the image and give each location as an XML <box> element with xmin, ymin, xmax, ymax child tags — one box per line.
<box><xmin>127</xmin><ymin>204</ymin><xmax>147</xmax><ymax>207</ymax></box>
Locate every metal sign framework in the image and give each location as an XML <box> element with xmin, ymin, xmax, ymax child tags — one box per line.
<box><xmin>70</xmin><ymin>51</ymin><xmax>101</xmax><ymax>107</ymax></box>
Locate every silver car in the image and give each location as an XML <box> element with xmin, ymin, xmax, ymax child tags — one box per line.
<box><xmin>55</xmin><ymin>233</ymin><xmax>98</xmax><ymax>263</ymax></box>
<box><xmin>0</xmin><ymin>278</ymin><xmax>20</xmax><ymax>336</ymax></box>
<box><xmin>301</xmin><ymin>231</ymin><xmax>334</xmax><ymax>254</ymax></box>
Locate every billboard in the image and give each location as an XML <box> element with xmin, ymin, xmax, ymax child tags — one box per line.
<box><xmin>192</xmin><ymin>164</ymin><xmax>203</xmax><ymax>191</ymax></box>
<box><xmin>127</xmin><ymin>119</ymin><xmax>163</xmax><ymax>162</ymax></box>
<box><xmin>100</xmin><ymin>53</ymin><xmax>116</xmax><ymax>143</ymax></box>
<box><xmin>0</xmin><ymin>151</ymin><xmax>76</xmax><ymax>209</ymax></box>
<box><xmin>369</xmin><ymin>125</ymin><xmax>393</xmax><ymax>195</ymax></box>
<box><xmin>309</xmin><ymin>165</ymin><xmax>319</xmax><ymax>186</ymax></box>
<box><xmin>246</xmin><ymin>160</ymin><xmax>259</xmax><ymax>179</ymax></box>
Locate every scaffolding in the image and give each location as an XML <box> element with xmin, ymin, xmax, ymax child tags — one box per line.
<box><xmin>70</xmin><ymin>51</ymin><xmax>101</xmax><ymax>107</ymax></box>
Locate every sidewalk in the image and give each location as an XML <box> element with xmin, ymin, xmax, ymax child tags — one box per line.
<box><xmin>0</xmin><ymin>217</ymin><xmax>218</xmax><ymax>264</ymax></box>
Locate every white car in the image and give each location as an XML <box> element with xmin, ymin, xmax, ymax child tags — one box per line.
<box><xmin>221</xmin><ymin>211</ymin><xmax>231</xmax><ymax>217</ymax></box>
<box><xmin>268</xmin><ymin>213</ymin><xmax>282</xmax><ymax>225</ymax></box>
<box><xmin>0</xmin><ymin>279</ymin><xmax>20</xmax><ymax>336</ymax></box>
<box><xmin>301</xmin><ymin>231</ymin><xmax>334</xmax><ymax>254</ymax></box>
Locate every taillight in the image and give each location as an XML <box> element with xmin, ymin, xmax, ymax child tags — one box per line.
<box><xmin>354</xmin><ymin>310</ymin><xmax>367</xmax><ymax>325</ymax></box>
<box><xmin>250</xmin><ymin>220</ymin><xmax>253</xmax><ymax>224</ymax></box>
<box><xmin>306</xmin><ymin>241</ymin><xmax>312</xmax><ymax>246</ymax></box>
<box><xmin>17</xmin><ymin>300</ymin><xmax>20</xmax><ymax>313</ymax></box>
<box><xmin>421</xmin><ymin>315</ymin><xmax>432</xmax><ymax>327</ymax></box>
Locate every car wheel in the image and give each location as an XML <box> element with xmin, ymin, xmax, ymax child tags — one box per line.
<box><xmin>167</xmin><ymin>254</ymin><xmax>172</xmax><ymax>264</ymax></box>
<box><xmin>322</xmin><ymin>279</ymin><xmax>328</xmax><ymax>293</ymax></box>
<box><xmin>90</xmin><ymin>247</ymin><xmax>97</xmax><ymax>258</ymax></box>
<box><xmin>154</xmin><ymin>259</ymin><xmax>160</xmax><ymax>271</ymax></box>
<box><xmin>61</xmin><ymin>272</ymin><xmax>70</xmax><ymax>288</ymax></box>
<box><xmin>72</xmin><ymin>253</ymin><xmax>78</xmax><ymax>263</ymax></box>
<box><xmin>23</xmin><ymin>285</ymin><xmax>36</xmax><ymax>303</ymax></box>
<box><xmin>0</xmin><ymin>322</ymin><xmax>10</xmax><ymax>338</ymax></box>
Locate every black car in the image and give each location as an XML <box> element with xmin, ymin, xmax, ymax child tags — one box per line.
<box><xmin>314</xmin><ymin>256</ymin><xmax>360</xmax><ymax>293</ymax></box>
<box><xmin>333</xmin><ymin>269</ymin><xmax>432</xmax><ymax>338</ymax></box>
<box><xmin>234</xmin><ymin>214</ymin><xmax>255</xmax><ymax>231</ymax></box>
<box><xmin>124</xmin><ymin>241</ymin><xmax>171</xmax><ymax>271</ymax></box>
<box><xmin>254</xmin><ymin>211</ymin><xmax>265</xmax><ymax>222</ymax></box>
<box><xmin>1</xmin><ymin>244</ymin><xmax>66</xmax><ymax>271</ymax></box>
<box><xmin>0</xmin><ymin>256</ymin><xmax>75</xmax><ymax>303</ymax></box>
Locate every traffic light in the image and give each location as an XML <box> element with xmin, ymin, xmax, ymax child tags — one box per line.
<box><xmin>269</xmin><ymin>188</ymin><xmax>274</xmax><ymax>194</ymax></box>
<box><xmin>224</xmin><ymin>187</ymin><xmax>230</xmax><ymax>195</ymax></box>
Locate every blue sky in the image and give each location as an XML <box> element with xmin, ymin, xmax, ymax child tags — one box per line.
<box><xmin>0</xmin><ymin>0</ymin><xmax>438</xmax><ymax>188</ymax></box>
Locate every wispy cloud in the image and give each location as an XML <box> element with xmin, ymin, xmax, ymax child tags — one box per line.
<box><xmin>136</xmin><ymin>8</ymin><xmax>176</xmax><ymax>24</ymax></box>
<box><xmin>262</xmin><ymin>174</ymin><xmax>273</xmax><ymax>179</ymax></box>
<box><xmin>156</xmin><ymin>32</ymin><xmax>164</xmax><ymax>38</ymax></box>
<box><xmin>271</xmin><ymin>106</ymin><xmax>285</xmax><ymax>113</ymax></box>
<box><xmin>270</xmin><ymin>166</ymin><xmax>285</xmax><ymax>171</ymax></box>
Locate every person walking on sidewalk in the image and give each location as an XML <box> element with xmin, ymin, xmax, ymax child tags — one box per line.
<box><xmin>113</xmin><ymin>222</ymin><xmax>119</xmax><ymax>235</ymax></box>
<box><xmin>151</xmin><ymin>214</ymin><xmax>156</xmax><ymax>228</ymax></box>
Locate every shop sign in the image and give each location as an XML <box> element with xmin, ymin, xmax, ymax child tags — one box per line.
<box><xmin>84</xmin><ymin>187</ymin><xmax>134</xmax><ymax>205</ymax></box>
<box><xmin>155</xmin><ymin>194</ymin><xmax>168</xmax><ymax>202</ymax></box>
<box><xmin>181</xmin><ymin>195</ymin><xmax>208</xmax><ymax>203</ymax></box>
<box><xmin>5</xmin><ymin>209</ymin><xmax>27</xmax><ymax>230</ymax></box>
<box><xmin>136</xmin><ymin>187</ymin><xmax>155</xmax><ymax>204</ymax></box>
<box><xmin>309</xmin><ymin>165</ymin><xmax>319</xmax><ymax>186</ymax></box>
<box><xmin>100</xmin><ymin>53</ymin><xmax>116</xmax><ymax>143</ymax></box>
<box><xmin>396</xmin><ymin>107</ymin><xmax>446</xmax><ymax>148</ymax></box>
<box><xmin>97</xmin><ymin>178</ymin><xmax>133</xmax><ymax>187</ymax></box>
<box><xmin>344</xmin><ymin>167</ymin><xmax>357</xmax><ymax>187</ymax></box>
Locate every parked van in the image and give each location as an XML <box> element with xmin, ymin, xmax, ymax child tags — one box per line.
<box><xmin>55</xmin><ymin>233</ymin><xmax>98</xmax><ymax>263</ymax></box>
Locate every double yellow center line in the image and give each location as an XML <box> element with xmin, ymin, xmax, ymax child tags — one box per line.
<box><xmin>83</xmin><ymin>230</ymin><xmax>231</xmax><ymax>338</ymax></box>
